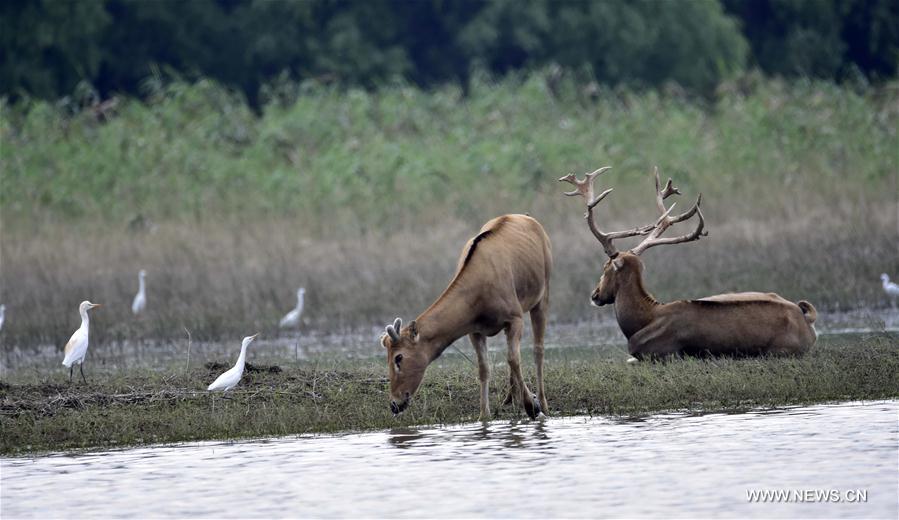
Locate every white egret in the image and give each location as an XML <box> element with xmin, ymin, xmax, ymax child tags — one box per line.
<box><xmin>0</xmin><ymin>304</ymin><xmax>5</xmax><ymax>331</ymax></box>
<box><xmin>62</xmin><ymin>301</ymin><xmax>102</xmax><ymax>383</ymax></box>
<box><xmin>207</xmin><ymin>333</ymin><xmax>259</xmax><ymax>392</ymax></box>
<box><xmin>132</xmin><ymin>269</ymin><xmax>147</xmax><ymax>315</ymax></box>
<box><xmin>882</xmin><ymin>273</ymin><xmax>899</xmax><ymax>302</ymax></box>
<box><xmin>279</xmin><ymin>287</ymin><xmax>306</xmax><ymax>328</ymax></box>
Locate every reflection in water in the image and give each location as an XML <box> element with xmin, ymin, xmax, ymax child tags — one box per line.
<box><xmin>386</xmin><ymin>428</ymin><xmax>428</xmax><ymax>449</ymax></box>
<box><xmin>3</xmin><ymin>401</ymin><xmax>894</xmax><ymax>519</ymax></box>
<box><xmin>389</xmin><ymin>419</ymin><xmax>554</xmax><ymax>453</ymax></box>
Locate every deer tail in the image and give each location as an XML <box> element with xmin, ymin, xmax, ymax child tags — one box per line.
<box><xmin>797</xmin><ymin>300</ymin><xmax>817</xmax><ymax>324</ymax></box>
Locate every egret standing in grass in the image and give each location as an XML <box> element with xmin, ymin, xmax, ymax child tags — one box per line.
<box><xmin>0</xmin><ymin>304</ymin><xmax>5</xmax><ymax>331</ymax></box>
<box><xmin>132</xmin><ymin>269</ymin><xmax>147</xmax><ymax>315</ymax></box>
<box><xmin>207</xmin><ymin>334</ymin><xmax>259</xmax><ymax>392</ymax></box>
<box><xmin>882</xmin><ymin>273</ymin><xmax>899</xmax><ymax>304</ymax></box>
<box><xmin>62</xmin><ymin>301</ymin><xmax>101</xmax><ymax>383</ymax></box>
<box><xmin>279</xmin><ymin>287</ymin><xmax>305</xmax><ymax>328</ymax></box>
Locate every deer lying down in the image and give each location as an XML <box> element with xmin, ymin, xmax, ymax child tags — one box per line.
<box><xmin>561</xmin><ymin>166</ymin><xmax>817</xmax><ymax>360</ymax></box>
<box><xmin>380</xmin><ymin>214</ymin><xmax>552</xmax><ymax>419</ymax></box>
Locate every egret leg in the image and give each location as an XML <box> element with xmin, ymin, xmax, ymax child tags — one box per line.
<box><xmin>79</xmin><ymin>364</ymin><xmax>87</xmax><ymax>384</ymax></box>
<box><xmin>69</xmin><ymin>366</ymin><xmax>74</xmax><ymax>383</ymax></box>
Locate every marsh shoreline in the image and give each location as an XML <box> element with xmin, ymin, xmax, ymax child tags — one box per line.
<box><xmin>2</xmin><ymin>333</ymin><xmax>897</xmax><ymax>455</ymax></box>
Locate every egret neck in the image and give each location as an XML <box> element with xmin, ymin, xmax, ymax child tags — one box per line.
<box><xmin>234</xmin><ymin>341</ymin><xmax>251</xmax><ymax>375</ymax></box>
<box><xmin>79</xmin><ymin>304</ymin><xmax>91</xmax><ymax>331</ymax></box>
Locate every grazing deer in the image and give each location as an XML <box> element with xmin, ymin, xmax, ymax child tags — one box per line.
<box><xmin>561</xmin><ymin>166</ymin><xmax>817</xmax><ymax>359</ymax></box>
<box><xmin>380</xmin><ymin>214</ymin><xmax>552</xmax><ymax>420</ymax></box>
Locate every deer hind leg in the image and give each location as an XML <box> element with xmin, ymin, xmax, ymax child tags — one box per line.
<box><xmin>505</xmin><ymin>317</ymin><xmax>540</xmax><ymax>419</ymax></box>
<box><xmin>529</xmin><ymin>298</ymin><xmax>549</xmax><ymax>414</ymax></box>
<box><xmin>469</xmin><ymin>333</ymin><xmax>491</xmax><ymax>421</ymax></box>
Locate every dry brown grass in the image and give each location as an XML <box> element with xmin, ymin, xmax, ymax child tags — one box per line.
<box><xmin>1</xmin><ymin>190</ymin><xmax>895</xmax><ymax>349</ymax></box>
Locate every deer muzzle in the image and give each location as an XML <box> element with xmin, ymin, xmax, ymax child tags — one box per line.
<box><xmin>390</xmin><ymin>393</ymin><xmax>411</xmax><ymax>416</ymax></box>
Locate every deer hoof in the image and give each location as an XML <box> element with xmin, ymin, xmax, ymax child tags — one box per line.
<box><xmin>525</xmin><ymin>394</ymin><xmax>542</xmax><ymax>420</ymax></box>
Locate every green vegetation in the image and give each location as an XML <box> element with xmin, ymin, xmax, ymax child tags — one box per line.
<box><xmin>2</xmin><ymin>333</ymin><xmax>896</xmax><ymax>455</ymax></box>
<box><xmin>3</xmin><ymin>0</ymin><xmax>897</xmax><ymax>102</ymax></box>
<box><xmin>1</xmin><ymin>75</ymin><xmax>896</xmax><ymax>346</ymax></box>
<box><xmin>3</xmin><ymin>74</ymin><xmax>896</xmax><ymax>223</ymax></box>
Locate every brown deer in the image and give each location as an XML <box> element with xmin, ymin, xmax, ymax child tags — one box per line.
<box><xmin>380</xmin><ymin>214</ymin><xmax>552</xmax><ymax>420</ymax></box>
<box><xmin>561</xmin><ymin>166</ymin><xmax>817</xmax><ymax>360</ymax></box>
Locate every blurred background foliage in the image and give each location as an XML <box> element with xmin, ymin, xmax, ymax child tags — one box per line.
<box><xmin>2</xmin><ymin>72</ymin><xmax>896</xmax><ymax>227</ymax></box>
<box><xmin>1</xmin><ymin>0</ymin><xmax>897</xmax><ymax>104</ymax></box>
<box><xmin>1</xmin><ymin>0</ymin><xmax>897</xmax><ymax>343</ymax></box>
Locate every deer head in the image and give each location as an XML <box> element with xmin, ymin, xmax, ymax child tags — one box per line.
<box><xmin>380</xmin><ymin>317</ymin><xmax>429</xmax><ymax>415</ymax></box>
<box><xmin>561</xmin><ymin>166</ymin><xmax>707</xmax><ymax>306</ymax></box>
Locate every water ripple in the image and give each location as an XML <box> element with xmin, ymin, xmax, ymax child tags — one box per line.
<box><xmin>3</xmin><ymin>400</ymin><xmax>897</xmax><ymax>518</ymax></box>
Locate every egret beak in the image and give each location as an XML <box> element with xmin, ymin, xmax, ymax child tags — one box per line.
<box><xmin>250</xmin><ymin>333</ymin><xmax>260</xmax><ymax>340</ymax></box>
<box><xmin>90</xmin><ymin>303</ymin><xmax>102</xmax><ymax>309</ymax></box>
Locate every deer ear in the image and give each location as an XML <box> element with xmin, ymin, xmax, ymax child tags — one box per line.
<box><xmin>612</xmin><ymin>257</ymin><xmax>625</xmax><ymax>271</ymax></box>
<box><xmin>408</xmin><ymin>320</ymin><xmax>419</xmax><ymax>341</ymax></box>
<box><xmin>380</xmin><ymin>334</ymin><xmax>390</xmax><ymax>349</ymax></box>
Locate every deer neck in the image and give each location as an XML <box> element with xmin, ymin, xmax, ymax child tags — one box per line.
<box><xmin>614</xmin><ymin>272</ymin><xmax>658</xmax><ymax>339</ymax></box>
<box><xmin>416</xmin><ymin>284</ymin><xmax>477</xmax><ymax>362</ymax></box>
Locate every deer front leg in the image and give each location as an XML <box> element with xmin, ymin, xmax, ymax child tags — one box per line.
<box><xmin>501</xmin><ymin>373</ymin><xmax>519</xmax><ymax>407</ymax></box>
<box><xmin>469</xmin><ymin>333</ymin><xmax>490</xmax><ymax>421</ymax></box>
<box><xmin>628</xmin><ymin>323</ymin><xmax>682</xmax><ymax>361</ymax></box>
<box><xmin>505</xmin><ymin>317</ymin><xmax>540</xmax><ymax>419</ymax></box>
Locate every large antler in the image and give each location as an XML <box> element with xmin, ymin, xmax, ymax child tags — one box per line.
<box><xmin>629</xmin><ymin>166</ymin><xmax>707</xmax><ymax>256</ymax></box>
<box><xmin>559</xmin><ymin>166</ymin><xmax>655</xmax><ymax>258</ymax></box>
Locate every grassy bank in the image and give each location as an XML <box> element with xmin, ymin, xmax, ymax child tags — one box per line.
<box><xmin>2</xmin><ymin>333</ymin><xmax>897</xmax><ymax>455</ymax></box>
<box><xmin>1</xmin><ymin>74</ymin><xmax>897</xmax><ymax>345</ymax></box>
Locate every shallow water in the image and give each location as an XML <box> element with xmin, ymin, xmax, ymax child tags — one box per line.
<box><xmin>2</xmin><ymin>400</ymin><xmax>896</xmax><ymax>518</ymax></box>
<box><xmin>3</xmin><ymin>307</ymin><xmax>898</xmax><ymax>376</ymax></box>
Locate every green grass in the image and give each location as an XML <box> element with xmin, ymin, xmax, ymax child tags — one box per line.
<box><xmin>2</xmin><ymin>333</ymin><xmax>897</xmax><ymax>455</ymax></box>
